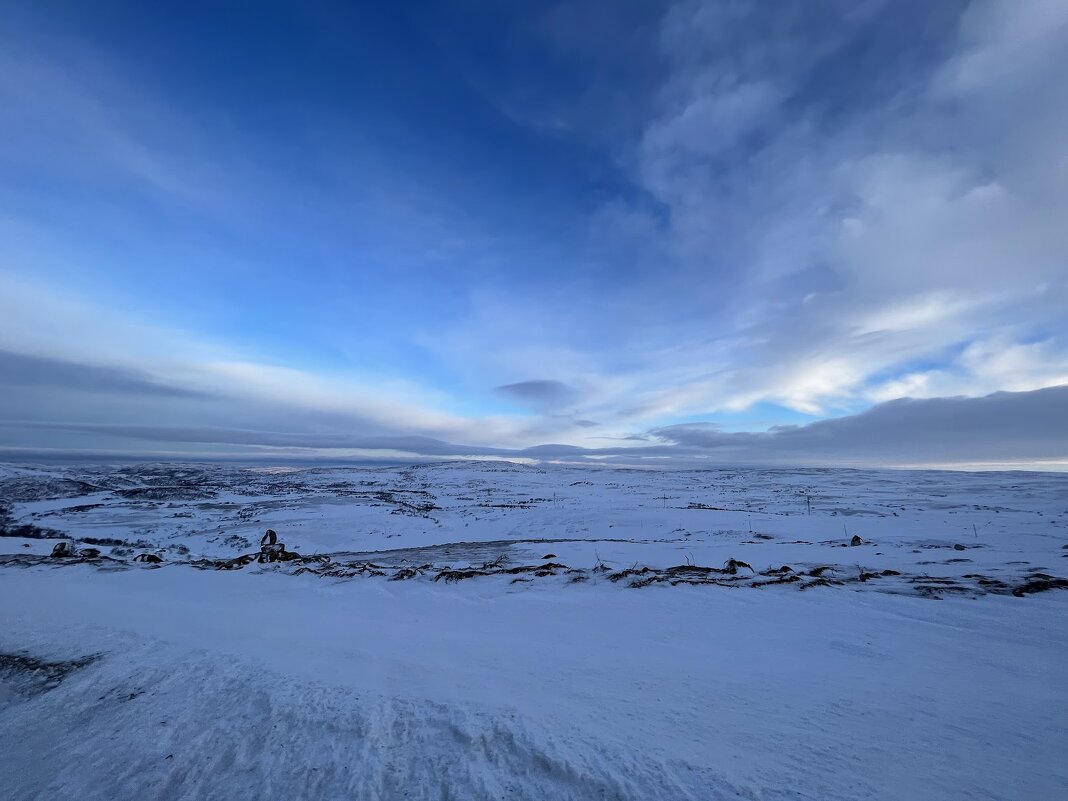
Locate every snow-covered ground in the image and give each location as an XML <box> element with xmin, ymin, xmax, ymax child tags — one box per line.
<box><xmin>2</xmin><ymin>461</ymin><xmax>1067</xmax><ymax>799</ymax></box>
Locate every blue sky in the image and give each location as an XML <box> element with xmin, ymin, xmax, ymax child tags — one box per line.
<box><xmin>1</xmin><ymin>0</ymin><xmax>1066</xmax><ymax>466</ymax></box>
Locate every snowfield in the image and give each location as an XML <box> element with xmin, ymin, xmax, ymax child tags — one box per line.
<box><xmin>2</xmin><ymin>461</ymin><xmax>1067</xmax><ymax>800</ymax></box>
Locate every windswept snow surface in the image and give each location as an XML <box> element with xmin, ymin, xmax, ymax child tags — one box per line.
<box><xmin>2</xmin><ymin>461</ymin><xmax>1067</xmax><ymax>800</ymax></box>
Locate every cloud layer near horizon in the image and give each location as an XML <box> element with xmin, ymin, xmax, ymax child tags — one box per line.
<box><xmin>8</xmin><ymin>386</ymin><xmax>1066</xmax><ymax>470</ymax></box>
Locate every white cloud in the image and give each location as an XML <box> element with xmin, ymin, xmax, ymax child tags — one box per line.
<box><xmin>554</xmin><ymin>0</ymin><xmax>1068</xmax><ymax>420</ymax></box>
<box><xmin>868</xmin><ymin>336</ymin><xmax>1068</xmax><ymax>403</ymax></box>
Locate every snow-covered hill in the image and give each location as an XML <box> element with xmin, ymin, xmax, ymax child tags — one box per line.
<box><xmin>2</xmin><ymin>461</ymin><xmax>1066</xmax><ymax>799</ymax></box>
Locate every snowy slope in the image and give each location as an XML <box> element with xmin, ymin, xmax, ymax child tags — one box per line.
<box><xmin>4</xmin><ymin>567</ymin><xmax>1067</xmax><ymax>801</ymax></box>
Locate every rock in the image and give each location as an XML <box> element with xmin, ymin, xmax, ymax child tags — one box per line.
<box><xmin>849</xmin><ymin>535</ymin><xmax>863</xmax><ymax>546</ymax></box>
<box><xmin>724</xmin><ymin>558</ymin><xmax>754</xmax><ymax>574</ymax></box>
<box><xmin>541</xmin><ymin>553</ymin><xmax>557</xmax><ymax>559</ymax></box>
<box><xmin>258</xmin><ymin>542</ymin><xmax>286</xmax><ymax>563</ymax></box>
<box><xmin>134</xmin><ymin>553</ymin><xmax>163</xmax><ymax>563</ymax></box>
<box><xmin>51</xmin><ymin>541</ymin><xmax>74</xmax><ymax>558</ymax></box>
<box><xmin>953</xmin><ymin>543</ymin><xmax>966</xmax><ymax>551</ymax></box>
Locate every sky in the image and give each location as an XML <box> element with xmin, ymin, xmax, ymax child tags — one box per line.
<box><xmin>1</xmin><ymin>0</ymin><xmax>1066</xmax><ymax>469</ymax></box>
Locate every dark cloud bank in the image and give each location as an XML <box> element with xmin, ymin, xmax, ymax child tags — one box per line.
<box><xmin>15</xmin><ymin>385</ymin><xmax>1067</xmax><ymax>469</ymax></box>
<box><xmin>495</xmin><ymin>380</ymin><xmax>579</xmax><ymax>409</ymax></box>
<box><xmin>647</xmin><ymin>385</ymin><xmax>1068</xmax><ymax>464</ymax></box>
<box><xmin>0</xmin><ymin>350</ymin><xmax>208</xmax><ymax>399</ymax></box>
